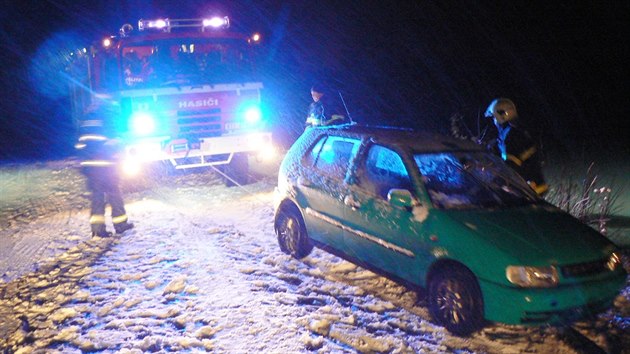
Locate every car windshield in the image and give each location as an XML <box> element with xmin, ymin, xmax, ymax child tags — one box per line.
<box><xmin>120</xmin><ymin>38</ymin><xmax>254</xmax><ymax>88</ymax></box>
<box><xmin>414</xmin><ymin>151</ymin><xmax>540</xmax><ymax>209</ymax></box>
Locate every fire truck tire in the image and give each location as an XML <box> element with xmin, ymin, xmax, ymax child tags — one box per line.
<box><xmin>224</xmin><ymin>153</ymin><xmax>249</xmax><ymax>187</ymax></box>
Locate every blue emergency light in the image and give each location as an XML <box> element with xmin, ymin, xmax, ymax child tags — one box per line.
<box><xmin>130</xmin><ymin>112</ymin><xmax>156</xmax><ymax>136</ymax></box>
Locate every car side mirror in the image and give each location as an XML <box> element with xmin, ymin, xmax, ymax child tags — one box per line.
<box><xmin>387</xmin><ymin>188</ymin><xmax>415</xmax><ymax>209</ymax></box>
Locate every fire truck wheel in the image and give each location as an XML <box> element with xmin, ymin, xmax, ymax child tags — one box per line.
<box><xmin>224</xmin><ymin>153</ymin><xmax>249</xmax><ymax>187</ymax></box>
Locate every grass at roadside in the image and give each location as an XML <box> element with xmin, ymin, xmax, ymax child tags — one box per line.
<box><xmin>543</xmin><ymin>153</ymin><xmax>630</xmax><ymax>249</ymax></box>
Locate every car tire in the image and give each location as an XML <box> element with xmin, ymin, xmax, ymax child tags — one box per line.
<box><xmin>428</xmin><ymin>264</ymin><xmax>484</xmax><ymax>336</ymax></box>
<box><xmin>224</xmin><ymin>153</ymin><xmax>249</xmax><ymax>187</ymax></box>
<box><xmin>276</xmin><ymin>207</ymin><xmax>313</xmax><ymax>259</ymax></box>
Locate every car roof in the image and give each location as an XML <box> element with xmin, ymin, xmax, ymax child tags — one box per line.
<box><xmin>312</xmin><ymin>124</ymin><xmax>485</xmax><ymax>153</ymax></box>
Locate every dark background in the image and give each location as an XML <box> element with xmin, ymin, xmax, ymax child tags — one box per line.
<box><xmin>1</xmin><ymin>1</ymin><xmax>628</xmax><ymax>162</ymax></box>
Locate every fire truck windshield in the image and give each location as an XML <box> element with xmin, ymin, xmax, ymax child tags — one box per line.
<box><xmin>120</xmin><ymin>38</ymin><xmax>254</xmax><ymax>89</ymax></box>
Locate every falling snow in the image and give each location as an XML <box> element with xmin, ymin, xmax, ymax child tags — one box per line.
<box><xmin>0</xmin><ymin>159</ymin><xmax>628</xmax><ymax>353</ymax></box>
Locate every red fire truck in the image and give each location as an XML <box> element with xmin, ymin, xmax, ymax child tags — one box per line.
<box><xmin>68</xmin><ymin>16</ymin><xmax>274</xmax><ymax>185</ymax></box>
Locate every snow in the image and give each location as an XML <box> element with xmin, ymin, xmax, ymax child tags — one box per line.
<box><xmin>411</xmin><ymin>205</ymin><xmax>429</xmax><ymax>223</ymax></box>
<box><xmin>0</xmin><ymin>159</ymin><xmax>628</xmax><ymax>353</ymax></box>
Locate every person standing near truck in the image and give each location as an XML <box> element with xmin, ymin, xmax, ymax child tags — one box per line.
<box><xmin>305</xmin><ymin>83</ymin><xmax>347</xmax><ymax>128</ymax></box>
<box><xmin>75</xmin><ymin>107</ymin><xmax>134</xmax><ymax>237</ymax></box>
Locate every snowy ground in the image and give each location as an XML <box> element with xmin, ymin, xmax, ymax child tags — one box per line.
<box><xmin>0</xmin><ymin>158</ymin><xmax>628</xmax><ymax>353</ymax></box>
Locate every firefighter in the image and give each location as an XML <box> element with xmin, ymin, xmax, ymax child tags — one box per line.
<box><xmin>305</xmin><ymin>83</ymin><xmax>347</xmax><ymax>128</ymax></box>
<box><xmin>75</xmin><ymin>109</ymin><xmax>134</xmax><ymax>237</ymax></box>
<box><xmin>484</xmin><ymin>98</ymin><xmax>549</xmax><ymax>196</ymax></box>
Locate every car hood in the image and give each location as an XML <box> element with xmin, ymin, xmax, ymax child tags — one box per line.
<box><xmin>446</xmin><ymin>203</ymin><xmax>615</xmax><ymax>265</ymax></box>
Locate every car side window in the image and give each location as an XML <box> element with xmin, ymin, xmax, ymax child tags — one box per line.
<box><xmin>363</xmin><ymin>144</ymin><xmax>412</xmax><ymax>199</ymax></box>
<box><xmin>303</xmin><ymin>136</ymin><xmax>327</xmax><ymax>167</ymax></box>
<box><xmin>313</xmin><ymin>136</ymin><xmax>361</xmax><ymax>180</ymax></box>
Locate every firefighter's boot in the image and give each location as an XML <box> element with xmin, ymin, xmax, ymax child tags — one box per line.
<box><xmin>91</xmin><ymin>224</ymin><xmax>112</xmax><ymax>237</ymax></box>
<box><xmin>115</xmin><ymin>222</ymin><xmax>135</xmax><ymax>235</ymax></box>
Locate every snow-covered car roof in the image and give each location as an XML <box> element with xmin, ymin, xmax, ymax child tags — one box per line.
<box><xmin>310</xmin><ymin>124</ymin><xmax>484</xmax><ymax>153</ymax></box>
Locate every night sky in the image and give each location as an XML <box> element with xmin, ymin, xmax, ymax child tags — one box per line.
<box><xmin>1</xmin><ymin>1</ymin><xmax>628</xmax><ymax>161</ymax></box>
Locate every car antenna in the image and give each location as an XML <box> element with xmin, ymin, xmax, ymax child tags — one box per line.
<box><xmin>338</xmin><ymin>91</ymin><xmax>354</xmax><ymax>124</ymax></box>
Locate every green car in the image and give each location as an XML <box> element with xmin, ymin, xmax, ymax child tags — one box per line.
<box><xmin>273</xmin><ymin>124</ymin><xmax>626</xmax><ymax>336</ymax></box>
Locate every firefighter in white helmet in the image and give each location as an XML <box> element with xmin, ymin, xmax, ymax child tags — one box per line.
<box><xmin>485</xmin><ymin>98</ymin><xmax>548</xmax><ymax>196</ymax></box>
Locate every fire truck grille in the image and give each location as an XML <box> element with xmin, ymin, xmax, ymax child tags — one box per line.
<box><xmin>176</xmin><ymin>109</ymin><xmax>222</xmax><ymax>138</ymax></box>
<box><xmin>177</xmin><ymin>117</ymin><xmax>220</xmax><ymax>125</ymax></box>
<box><xmin>179</xmin><ymin>124</ymin><xmax>221</xmax><ymax>133</ymax></box>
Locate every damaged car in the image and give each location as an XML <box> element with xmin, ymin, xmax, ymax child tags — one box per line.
<box><xmin>273</xmin><ymin>124</ymin><xmax>626</xmax><ymax>336</ymax></box>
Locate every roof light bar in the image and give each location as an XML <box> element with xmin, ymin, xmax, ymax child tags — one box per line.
<box><xmin>138</xmin><ymin>18</ymin><xmax>170</xmax><ymax>32</ymax></box>
<box><xmin>137</xmin><ymin>17</ymin><xmax>230</xmax><ymax>32</ymax></box>
<box><xmin>202</xmin><ymin>16</ymin><xmax>230</xmax><ymax>29</ymax></box>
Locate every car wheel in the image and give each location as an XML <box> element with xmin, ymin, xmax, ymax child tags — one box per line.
<box><xmin>428</xmin><ymin>265</ymin><xmax>484</xmax><ymax>336</ymax></box>
<box><xmin>224</xmin><ymin>153</ymin><xmax>249</xmax><ymax>187</ymax></box>
<box><xmin>276</xmin><ymin>207</ymin><xmax>313</xmax><ymax>259</ymax></box>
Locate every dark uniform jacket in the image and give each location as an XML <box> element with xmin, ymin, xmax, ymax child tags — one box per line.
<box><xmin>305</xmin><ymin>95</ymin><xmax>348</xmax><ymax>127</ymax></box>
<box><xmin>75</xmin><ymin>111</ymin><xmax>131</xmax><ymax>235</ymax></box>
<box><xmin>496</xmin><ymin>123</ymin><xmax>548</xmax><ymax>195</ymax></box>
<box><xmin>75</xmin><ymin>115</ymin><xmax>121</xmax><ymax>169</ymax></box>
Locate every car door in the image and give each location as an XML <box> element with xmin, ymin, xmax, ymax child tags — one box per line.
<box><xmin>297</xmin><ymin>134</ymin><xmax>361</xmax><ymax>249</ymax></box>
<box><xmin>342</xmin><ymin>143</ymin><xmax>431</xmax><ymax>283</ymax></box>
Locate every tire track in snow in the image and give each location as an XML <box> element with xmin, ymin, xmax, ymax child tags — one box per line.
<box><xmin>0</xmin><ymin>210</ymin><xmax>91</xmax><ymax>283</ymax></box>
<box><xmin>0</xmin><ymin>199</ymin><xmax>227</xmax><ymax>352</ymax></box>
<box><xmin>15</xmin><ymin>190</ymin><xmax>310</xmax><ymax>352</ymax></box>
<box><xmin>0</xmin><ymin>233</ymin><xmax>117</xmax><ymax>350</ymax></box>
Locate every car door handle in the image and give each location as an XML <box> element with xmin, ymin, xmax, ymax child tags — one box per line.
<box><xmin>344</xmin><ymin>195</ymin><xmax>361</xmax><ymax>210</ymax></box>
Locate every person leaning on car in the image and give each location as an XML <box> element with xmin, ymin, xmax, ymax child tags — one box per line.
<box><xmin>305</xmin><ymin>83</ymin><xmax>347</xmax><ymax>128</ymax></box>
<box><xmin>74</xmin><ymin>105</ymin><xmax>134</xmax><ymax>237</ymax></box>
<box><xmin>484</xmin><ymin>98</ymin><xmax>549</xmax><ymax>196</ymax></box>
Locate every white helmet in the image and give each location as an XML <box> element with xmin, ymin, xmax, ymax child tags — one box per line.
<box><xmin>485</xmin><ymin>98</ymin><xmax>518</xmax><ymax>124</ymax></box>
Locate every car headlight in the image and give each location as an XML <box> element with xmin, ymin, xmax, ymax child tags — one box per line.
<box><xmin>130</xmin><ymin>112</ymin><xmax>156</xmax><ymax>136</ymax></box>
<box><xmin>506</xmin><ymin>265</ymin><xmax>559</xmax><ymax>288</ymax></box>
<box><xmin>607</xmin><ymin>252</ymin><xmax>622</xmax><ymax>271</ymax></box>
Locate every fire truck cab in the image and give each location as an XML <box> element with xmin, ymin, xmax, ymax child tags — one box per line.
<box><xmin>68</xmin><ymin>16</ymin><xmax>274</xmax><ymax>185</ymax></box>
